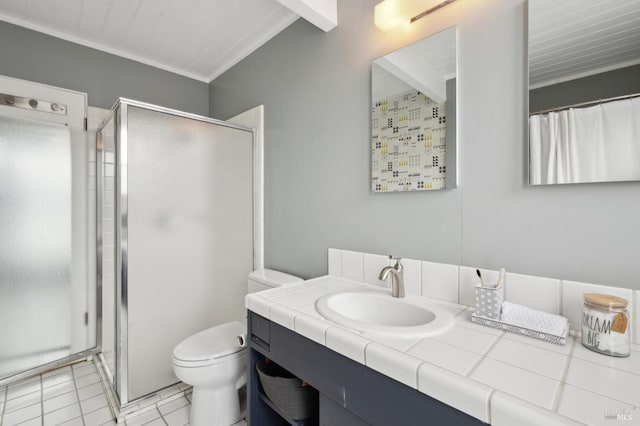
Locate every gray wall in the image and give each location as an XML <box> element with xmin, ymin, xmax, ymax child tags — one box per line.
<box><xmin>211</xmin><ymin>1</ymin><xmax>462</xmax><ymax>279</ymax></box>
<box><xmin>529</xmin><ymin>64</ymin><xmax>640</xmax><ymax>113</ymax></box>
<box><xmin>212</xmin><ymin>0</ymin><xmax>640</xmax><ymax>290</ymax></box>
<box><xmin>0</xmin><ymin>21</ymin><xmax>209</xmax><ymax>115</ymax></box>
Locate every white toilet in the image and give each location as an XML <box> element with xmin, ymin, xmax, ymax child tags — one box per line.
<box><xmin>172</xmin><ymin>269</ymin><xmax>303</xmax><ymax>426</ymax></box>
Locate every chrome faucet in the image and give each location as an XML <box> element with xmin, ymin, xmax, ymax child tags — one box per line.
<box><xmin>379</xmin><ymin>256</ymin><xmax>405</xmax><ymax>298</ymax></box>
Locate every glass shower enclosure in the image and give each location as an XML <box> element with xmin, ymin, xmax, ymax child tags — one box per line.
<box><xmin>97</xmin><ymin>99</ymin><xmax>260</xmax><ymax>407</ymax></box>
<box><xmin>0</xmin><ymin>78</ymin><xmax>95</xmax><ymax>385</ymax></box>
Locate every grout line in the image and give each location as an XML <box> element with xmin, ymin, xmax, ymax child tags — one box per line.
<box><xmin>124</xmin><ymin>403</ymin><xmax>160</xmax><ymax>422</ymax></box>
<box><xmin>464</xmin><ymin>334</ymin><xmax>502</xmax><ymax>378</ymax></box>
<box><xmin>40</xmin><ymin>374</ymin><xmax>44</xmax><ymax>426</ymax></box>
<box><xmin>570</xmin><ymin>350</ymin><xmax>640</xmax><ymax>377</ymax></box>
<box><xmin>456</xmin><ymin>265</ymin><xmax>462</xmax><ymax>305</ymax></box>
<box><xmin>414</xmin><ymin>361</ymin><xmax>426</xmax><ymax>390</ymax></box>
<box><xmin>157</xmin><ymin>394</ymin><xmax>190</xmax><ymax>415</ymax></box>
<box><xmin>449</xmin><ymin>264</ymin><xmax>459</xmax><ymax>303</ymax></box>
<box><xmin>558</xmin><ymin>279</ymin><xmax>564</xmax><ymax>318</ymax></box>
<box><xmin>417</xmin><ymin>260</ymin><xmax>423</xmax><ymax>297</ymax></box>
<box><xmin>83</xmin><ymin>396</ymin><xmax>109</xmax><ymax>416</ymax></box>
<box><xmin>560</xmin><ymin>377</ymin><xmax>639</xmax><ymax>410</ymax></box>
<box><xmin>362</xmin><ymin>341</ymin><xmax>371</xmax><ymax>365</ymax></box>
<box><xmin>0</xmin><ymin>385</ymin><xmax>5</xmax><ymax>424</ymax></box>
<box><xmin>139</xmin><ymin>409</ymin><xmax>167</xmax><ymax>426</ymax></box>
<box><xmin>499</xmin><ymin>333</ymin><xmax>572</xmax><ymax>356</ymax></box>
<box><xmin>403</xmin><ymin>337</ymin><xmax>424</xmax><ymax>353</ymax></box>
<box><xmin>467</xmin><ymin>353</ymin><xmax>567</xmax><ymax>393</ymax></box>
<box><xmin>633</xmin><ymin>290</ymin><xmax>637</xmax><ymax>345</ymax></box>
<box><xmin>485</xmin><ymin>389</ymin><xmax>496</xmax><ymax>425</ymax></box>
<box><xmin>142</xmin><ymin>408</ymin><xmax>164</xmax><ymax>426</ymax></box>
<box><xmin>502</xmin><ymin>272</ymin><xmax>508</xmax><ymax>302</ymax></box>
<box><xmin>70</xmin><ymin>363</ymin><xmax>87</xmax><ymax>426</ymax></box>
<box><xmin>322</xmin><ymin>324</ymin><xmax>330</xmax><ymax>347</ymax></box>
<box><xmin>551</xmin><ymin>337</ymin><xmax>576</xmax><ymax>412</ymax></box>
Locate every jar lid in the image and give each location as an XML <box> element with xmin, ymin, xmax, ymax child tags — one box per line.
<box><xmin>583</xmin><ymin>293</ymin><xmax>628</xmax><ymax>309</ymax></box>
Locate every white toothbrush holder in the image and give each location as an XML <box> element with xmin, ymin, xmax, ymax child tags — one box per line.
<box><xmin>474</xmin><ymin>284</ymin><xmax>504</xmax><ymax>320</ymax></box>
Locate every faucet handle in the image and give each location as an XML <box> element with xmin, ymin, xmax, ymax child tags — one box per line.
<box><xmin>388</xmin><ymin>255</ymin><xmax>403</xmax><ymax>268</ymax></box>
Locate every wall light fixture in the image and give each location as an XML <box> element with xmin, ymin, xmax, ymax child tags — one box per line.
<box><xmin>374</xmin><ymin>0</ymin><xmax>457</xmax><ymax>31</ymax></box>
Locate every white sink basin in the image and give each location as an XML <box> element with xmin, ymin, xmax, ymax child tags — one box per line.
<box><xmin>315</xmin><ymin>289</ymin><xmax>454</xmax><ymax>337</ymax></box>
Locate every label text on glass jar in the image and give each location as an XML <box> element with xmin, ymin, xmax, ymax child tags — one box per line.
<box><xmin>583</xmin><ymin>312</ymin><xmax>611</xmax><ymax>348</ymax></box>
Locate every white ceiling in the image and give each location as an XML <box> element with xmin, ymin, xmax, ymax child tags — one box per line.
<box><xmin>372</xmin><ymin>63</ymin><xmax>413</xmax><ymax>103</ymax></box>
<box><xmin>529</xmin><ymin>0</ymin><xmax>640</xmax><ymax>88</ymax></box>
<box><xmin>0</xmin><ymin>0</ymin><xmax>337</xmax><ymax>83</ymax></box>
<box><xmin>373</xmin><ymin>27</ymin><xmax>456</xmax><ymax>103</ymax></box>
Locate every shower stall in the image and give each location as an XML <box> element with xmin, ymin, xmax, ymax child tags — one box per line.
<box><xmin>97</xmin><ymin>99</ymin><xmax>262</xmax><ymax>407</ymax></box>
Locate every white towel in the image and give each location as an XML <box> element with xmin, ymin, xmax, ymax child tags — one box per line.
<box><xmin>500</xmin><ymin>301</ymin><xmax>568</xmax><ymax>335</ymax></box>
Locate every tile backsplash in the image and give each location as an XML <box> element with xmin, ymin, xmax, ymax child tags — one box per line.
<box><xmin>505</xmin><ymin>273</ymin><xmax>561</xmax><ymax>315</ymax></box>
<box><xmin>362</xmin><ymin>253</ymin><xmax>390</xmax><ymax>286</ymax></box>
<box><xmin>636</xmin><ymin>292</ymin><xmax>640</xmax><ymax>345</ymax></box>
<box><xmin>421</xmin><ymin>261</ymin><xmax>458</xmax><ymax>303</ymax></box>
<box><xmin>561</xmin><ymin>280</ymin><xmax>633</xmax><ymax>343</ymax></box>
<box><xmin>402</xmin><ymin>259</ymin><xmax>422</xmax><ymax>296</ymax></box>
<box><xmin>327</xmin><ymin>248</ymin><xmax>639</xmax><ymax>343</ymax></box>
<box><xmin>339</xmin><ymin>250</ymin><xmax>364</xmax><ymax>282</ymax></box>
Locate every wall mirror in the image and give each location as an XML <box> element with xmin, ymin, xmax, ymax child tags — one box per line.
<box><xmin>528</xmin><ymin>0</ymin><xmax>640</xmax><ymax>185</ymax></box>
<box><xmin>371</xmin><ymin>26</ymin><xmax>457</xmax><ymax>192</ymax></box>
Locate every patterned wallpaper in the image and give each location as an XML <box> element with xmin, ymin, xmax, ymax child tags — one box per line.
<box><xmin>371</xmin><ymin>90</ymin><xmax>446</xmax><ymax>192</ymax></box>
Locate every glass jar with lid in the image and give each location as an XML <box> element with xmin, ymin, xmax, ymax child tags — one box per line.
<box><xmin>582</xmin><ymin>293</ymin><xmax>629</xmax><ymax>357</ymax></box>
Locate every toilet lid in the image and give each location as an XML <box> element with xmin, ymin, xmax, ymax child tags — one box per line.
<box><xmin>173</xmin><ymin>321</ymin><xmax>246</xmax><ymax>363</ymax></box>
<box><xmin>248</xmin><ymin>269</ymin><xmax>303</xmax><ymax>287</ymax></box>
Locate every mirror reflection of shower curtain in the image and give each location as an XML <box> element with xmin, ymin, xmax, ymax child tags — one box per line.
<box><xmin>530</xmin><ymin>98</ymin><xmax>640</xmax><ymax>184</ymax></box>
<box><xmin>0</xmin><ymin>115</ymin><xmax>94</xmax><ymax>380</ymax></box>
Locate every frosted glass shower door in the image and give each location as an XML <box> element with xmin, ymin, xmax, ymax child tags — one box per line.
<box><xmin>123</xmin><ymin>105</ymin><xmax>254</xmax><ymax>401</ymax></box>
<box><xmin>0</xmin><ymin>115</ymin><xmax>92</xmax><ymax>379</ymax></box>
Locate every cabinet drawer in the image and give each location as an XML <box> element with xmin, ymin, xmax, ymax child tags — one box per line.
<box><xmin>250</xmin><ymin>312</ymin><xmax>271</xmax><ymax>347</ymax></box>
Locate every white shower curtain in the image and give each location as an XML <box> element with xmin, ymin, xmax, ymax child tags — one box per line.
<box><xmin>529</xmin><ymin>97</ymin><xmax>640</xmax><ymax>184</ymax></box>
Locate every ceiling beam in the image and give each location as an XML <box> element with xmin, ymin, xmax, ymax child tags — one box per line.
<box><xmin>376</xmin><ymin>56</ymin><xmax>446</xmax><ymax>104</ymax></box>
<box><xmin>274</xmin><ymin>0</ymin><xmax>337</xmax><ymax>32</ymax></box>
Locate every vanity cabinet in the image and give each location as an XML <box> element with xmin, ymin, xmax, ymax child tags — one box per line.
<box><xmin>247</xmin><ymin>311</ymin><xmax>485</xmax><ymax>426</ymax></box>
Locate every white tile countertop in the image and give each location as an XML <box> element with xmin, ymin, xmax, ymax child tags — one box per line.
<box><xmin>245</xmin><ymin>276</ymin><xmax>640</xmax><ymax>426</ymax></box>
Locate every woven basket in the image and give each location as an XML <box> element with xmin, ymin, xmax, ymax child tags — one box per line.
<box><xmin>256</xmin><ymin>359</ymin><xmax>318</xmax><ymax>421</ymax></box>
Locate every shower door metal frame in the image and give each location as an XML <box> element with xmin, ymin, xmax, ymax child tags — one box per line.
<box><xmin>97</xmin><ymin>98</ymin><xmax>262</xmax><ymax>408</ymax></box>
<box><xmin>116</xmin><ymin>101</ymin><xmax>130</xmax><ymax>404</ymax></box>
<box><xmin>0</xmin><ymin>79</ymin><xmax>99</xmax><ymax>388</ymax></box>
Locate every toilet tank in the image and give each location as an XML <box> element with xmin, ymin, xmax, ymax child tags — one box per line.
<box><xmin>248</xmin><ymin>269</ymin><xmax>303</xmax><ymax>294</ymax></box>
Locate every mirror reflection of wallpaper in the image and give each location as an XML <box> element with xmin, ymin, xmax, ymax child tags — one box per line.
<box><xmin>371</xmin><ymin>90</ymin><xmax>446</xmax><ymax>192</ymax></box>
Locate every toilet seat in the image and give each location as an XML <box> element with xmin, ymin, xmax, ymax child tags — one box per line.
<box><xmin>173</xmin><ymin>321</ymin><xmax>246</xmax><ymax>368</ymax></box>
<box><xmin>173</xmin><ymin>347</ymin><xmax>246</xmax><ymax>368</ymax></box>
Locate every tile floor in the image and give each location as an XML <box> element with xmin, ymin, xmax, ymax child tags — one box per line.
<box><xmin>0</xmin><ymin>360</ymin><xmax>248</xmax><ymax>426</ymax></box>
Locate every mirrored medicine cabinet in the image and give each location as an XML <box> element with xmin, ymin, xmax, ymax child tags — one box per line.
<box><xmin>371</xmin><ymin>26</ymin><xmax>457</xmax><ymax>192</ymax></box>
<box><xmin>528</xmin><ymin>0</ymin><xmax>640</xmax><ymax>185</ymax></box>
